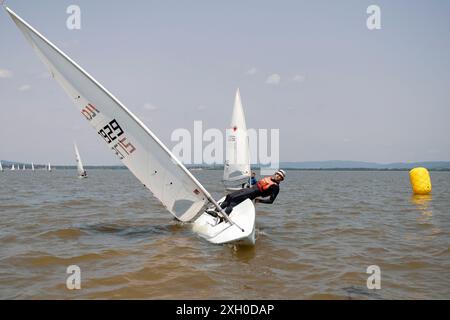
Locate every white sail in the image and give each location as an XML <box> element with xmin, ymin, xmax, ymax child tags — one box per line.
<box><xmin>31</xmin><ymin>162</ymin><xmax>35</xmax><ymax>171</ymax></box>
<box><xmin>22</xmin><ymin>164</ymin><xmax>26</xmax><ymax>170</ymax></box>
<box><xmin>223</xmin><ymin>88</ymin><xmax>251</xmax><ymax>188</ymax></box>
<box><xmin>48</xmin><ymin>162</ymin><xmax>52</xmax><ymax>171</ymax></box>
<box><xmin>7</xmin><ymin>7</ymin><xmax>213</xmax><ymax>222</ymax></box>
<box><xmin>0</xmin><ymin>161</ymin><xmax>3</xmax><ymax>172</ymax></box>
<box><xmin>74</xmin><ymin>142</ymin><xmax>85</xmax><ymax>176</ymax></box>
<box><xmin>11</xmin><ymin>164</ymin><xmax>15</xmax><ymax>171</ymax></box>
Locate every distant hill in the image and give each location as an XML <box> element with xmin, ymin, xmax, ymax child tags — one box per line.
<box><xmin>279</xmin><ymin>161</ymin><xmax>450</xmax><ymax>170</ymax></box>
<box><xmin>0</xmin><ymin>160</ymin><xmax>34</xmax><ymax>168</ymax></box>
<box><xmin>0</xmin><ymin>160</ymin><xmax>125</xmax><ymax>170</ymax></box>
<box><xmin>1</xmin><ymin>160</ymin><xmax>26</xmax><ymax>166</ymax></box>
<box><xmin>0</xmin><ymin>160</ymin><xmax>47</xmax><ymax>170</ymax></box>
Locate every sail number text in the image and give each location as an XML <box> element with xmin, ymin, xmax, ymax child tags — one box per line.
<box><xmin>98</xmin><ymin>119</ymin><xmax>136</xmax><ymax>160</ymax></box>
<box><xmin>81</xmin><ymin>103</ymin><xmax>100</xmax><ymax>121</ymax></box>
<box><xmin>80</xmin><ymin>103</ymin><xmax>136</xmax><ymax>160</ymax></box>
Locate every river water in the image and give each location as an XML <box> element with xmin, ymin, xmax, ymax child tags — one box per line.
<box><xmin>0</xmin><ymin>169</ymin><xmax>449</xmax><ymax>299</ymax></box>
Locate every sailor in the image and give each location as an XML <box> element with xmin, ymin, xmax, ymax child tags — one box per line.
<box><xmin>249</xmin><ymin>172</ymin><xmax>257</xmax><ymax>186</ymax></box>
<box><xmin>217</xmin><ymin>169</ymin><xmax>286</xmax><ymax>215</ymax></box>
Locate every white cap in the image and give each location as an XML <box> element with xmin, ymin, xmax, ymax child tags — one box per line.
<box><xmin>275</xmin><ymin>169</ymin><xmax>286</xmax><ymax>180</ymax></box>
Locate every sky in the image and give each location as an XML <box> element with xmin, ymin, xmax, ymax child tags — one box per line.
<box><xmin>1</xmin><ymin>0</ymin><xmax>449</xmax><ymax>165</ymax></box>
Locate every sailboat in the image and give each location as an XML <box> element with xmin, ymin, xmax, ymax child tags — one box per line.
<box><xmin>0</xmin><ymin>161</ymin><xmax>3</xmax><ymax>172</ymax></box>
<box><xmin>223</xmin><ymin>88</ymin><xmax>251</xmax><ymax>191</ymax></box>
<box><xmin>48</xmin><ymin>162</ymin><xmax>52</xmax><ymax>172</ymax></box>
<box><xmin>31</xmin><ymin>162</ymin><xmax>35</xmax><ymax>171</ymax></box>
<box><xmin>11</xmin><ymin>164</ymin><xmax>15</xmax><ymax>171</ymax></box>
<box><xmin>22</xmin><ymin>164</ymin><xmax>26</xmax><ymax>170</ymax></box>
<box><xmin>192</xmin><ymin>89</ymin><xmax>254</xmax><ymax>240</ymax></box>
<box><xmin>6</xmin><ymin>7</ymin><xmax>255</xmax><ymax>245</ymax></box>
<box><xmin>74</xmin><ymin>142</ymin><xmax>87</xmax><ymax>178</ymax></box>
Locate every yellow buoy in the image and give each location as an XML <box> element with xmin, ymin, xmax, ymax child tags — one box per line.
<box><xmin>409</xmin><ymin>167</ymin><xmax>432</xmax><ymax>195</ymax></box>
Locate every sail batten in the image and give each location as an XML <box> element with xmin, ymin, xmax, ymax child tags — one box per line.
<box><xmin>7</xmin><ymin>7</ymin><xmax>211</xmax><ymax>221</ymax></box>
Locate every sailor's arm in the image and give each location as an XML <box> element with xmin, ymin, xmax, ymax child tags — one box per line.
<box><xmin>255</xmin><ymin>185</ymin><xmax>279</xmax><ymax>204</ymax></box>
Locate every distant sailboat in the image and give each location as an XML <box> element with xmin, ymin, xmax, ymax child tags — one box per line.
<box><xmin>223</xmin><ymin>88</ymin><xmax>251</xmax><ymax>191</ymax></box>
<box><xmin>0</xmin><ymin>161</ymin><xmax>3</xmax><ymax>172</ymax></box>
<box><xmin>31</xmin><ymin>162</ymin><xmax>35</xmax><ymax>171</ymax></box>
<box><xmin>22</xmin><ymin>164</ymin><xmax>26</xmax><ymax>170</ymax></box>
<box><xmin>11</xmin><ymin>164</ymin><xmax>15</xmax><ymax>171</ymax></box>
<box><xmin>74</xmin><ymin>142</ymin><xmax>87</xmax><ymax>178</ymax></box>
<box><xmin>48</xmin><ymin>162</ymin><xmax>52</xmax><ymax>172</ymax></box>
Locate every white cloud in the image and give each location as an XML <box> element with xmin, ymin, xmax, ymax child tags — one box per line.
<box><xmin>18</xmin><ymin>84</ymin><xmax>31</xmax><ymax>91</ymax></box>
<box><xmin>245</xmin><ymin>67</ymin><xmax>257</xmax><ymax>75</ymax></box>
<box><xmin>293</xmin><ymin>74</ymin><xmax>305</xmax><ymax>82</ymax></box>
<box><xmin>265</xmin><ymin>73</ymin><xmax>281</xmax><ymax>85</ymax></box>
<box><xmin>143</xmin><ymin>103</ymin><xmax>158</xmax><ymax>111</ymax></box>
<box><xmin>0</xmin><ymin>69</ymin><xmax>13</xmax><ymax>78</ymax></box>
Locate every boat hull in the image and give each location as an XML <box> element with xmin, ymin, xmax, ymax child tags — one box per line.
<box><xmin>192</xmin><ymin>197</ymin><xmax>256</xmax><ymax>245</ymax></box>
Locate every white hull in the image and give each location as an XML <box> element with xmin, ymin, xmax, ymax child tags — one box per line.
<box><xmin>193</xmin><ymin>197</ymin><xmax>256</xmax><ymax>246</ymax></box>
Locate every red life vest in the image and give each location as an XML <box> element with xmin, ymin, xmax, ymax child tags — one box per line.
<box><xmin>256</xmin><ymin>177</ymin><xmax>278</xmax><ymax>192</ymax></box>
